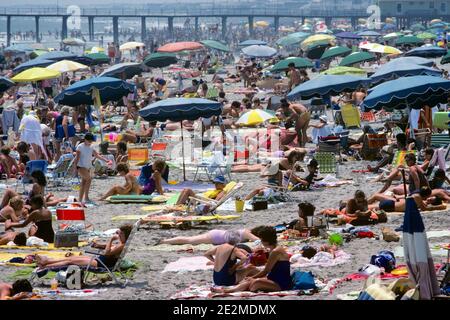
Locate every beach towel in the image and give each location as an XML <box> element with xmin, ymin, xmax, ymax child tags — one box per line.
<box><xmin>0</xmin><ymin>250</ymin><xmax>82</xmax><ymax>267</ymax></box>
<box><xmin>290</xmin><ymin>250</ymin><xmax>351</xmax><ymax>269</ymax></box>
<box><xmin>0</xmin><ymin>242</ymin><xmax>88</xmax><ymax>251</ymax></box>
<box><xmin>162</xmin><ymin>256</ymin><xmax>213</xmax><ymax>273</ymax></box>
<box><xmin>142</xmin><ymin>214</ymin><xmax>241</xmax><ymax>223</ymax></box>
<box><xmin>313</xmin><ymin>175</ymin><xmax>353</xmax><ymax>188</ymax></box>
<box><xmin>136</xmin><ymin>243</ymin><xmax>215</xmax><ymax>252</ymax></box>
<box><xmin>106</xmin><ymin>194</ymin><xmax>169</xmax><ymax>204</ymax></box>
<box><xmin>111</xmin><ymin>215</ymin><xmax>148</xmax><ymax>221</ymax></box>
<box><xmin>392</xmin><ymin>150</ymin><xmax>417</xmax><ymax>167</ymax></box>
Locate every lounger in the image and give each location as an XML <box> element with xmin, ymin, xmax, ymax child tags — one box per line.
<box><xmin>315</xmin><ymin>152</ymin><xmax>337</xmax><ymax>174</ymax></box>
<box><xmin>431</xmin><ymin>134</ymin><xmax>450</xmax><ymax>148</ymax></box>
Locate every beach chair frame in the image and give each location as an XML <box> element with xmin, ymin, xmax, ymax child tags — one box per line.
<box><xmin>46</xmin><ymin>155</ymin><xmax>74</xmax><ymax>190</ymax></box>
<box><xmin>187</xmin><ymin>182</ymin><xmax>243</xmax><ymax>215</ymax></box>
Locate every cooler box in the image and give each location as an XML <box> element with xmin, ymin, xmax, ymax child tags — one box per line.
<box><xmin>56</xmin><ymin>203</ymin><xmax>86</xmax><ymax>231</ymax></box>
<box><xmin>54</xmin><ymin>231</ymin><xmax>79</xmax><ymax>248</ymax></box>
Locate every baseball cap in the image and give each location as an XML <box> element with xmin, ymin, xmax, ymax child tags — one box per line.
<box><xmin>212</xmin><ymin>175</ymin><xmax>226</xmax><ymax>184</ymax></box>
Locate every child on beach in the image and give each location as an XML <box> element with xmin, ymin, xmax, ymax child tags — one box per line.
<box><xmin>75</xmin><ymin>133</ymin><xmax>112</xmax><ymax>205</ymax></box>
<box><xmin>98</xmin><ymin>163</ymin><xmax>143</xmax><ymax>201</ymax></box>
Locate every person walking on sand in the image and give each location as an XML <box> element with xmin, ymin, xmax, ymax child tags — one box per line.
<box><xmin>75</xmin><ymin>133</ymin><xmax>112</xmax><ymax>205</ymax></box>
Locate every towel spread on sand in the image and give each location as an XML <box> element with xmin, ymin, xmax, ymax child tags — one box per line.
<box><xmin>138</xmin><ymin>244</ymin><xmax>215</xmax><ymax>252</ymax></box>
<box><xmin>0</xmin><ymin>251</ymin><xmax>82</xmax><ymax>267</ymax></box>
<box><xmin>162</xmin><ymin>256</ymin><xmax>213</xmax><ymax>273</ymax></box>
<box><xmin>290</xmin><ymin>250</ymin><xmax>351</xmax><ymax>268</ymax></box>
<box><xmin>0</xmin><ymin>242</ymin><xmax>88</xmax><ymax>251</ymax></box>
<box><xmin>394</xmin><ymin>244</ymin><xmax>450</xmax><ymax>258</ymax></box>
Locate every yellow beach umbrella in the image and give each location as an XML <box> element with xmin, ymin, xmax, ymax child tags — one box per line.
<box><xmin>46</xmin><ymin>60</ymin><xmax>89</xmax><ymax>73</ymax></box>
<box><xmin>321</xmin><ymin>66</ymin><xmax>367</xmax><ymax>76</ymax></box>
<box><xmin>236</xmin><ymin>109</ymin><xmax>275</xmax><ymax>126</ymax></box>
<box><xmin>11</xmin><ymin>67</ymin><xmax>61</xmax><ymax>82</ymax></box>
<box><xmin>302</xmin><ymin>34</ymin><xmax>335</xmax><ymax>47</ymax></box>
<box><xmin>119</xmin><ymin>42</ymin><xmax>145</xmax><ymax>51</ymax></box>
<box><xmin>85</xmin><ymin>46</ymin><xmax>105</xmax><ymax>54</ymax></box>
<box><xmin>368</xmin><ymin>44</ymin><xmax>402</xmax><ymax>55</ymax></box>
<box><xmin>255</xmin><ymin>21</ymin><xmax>269</xmax><ymax>28</ymax></box>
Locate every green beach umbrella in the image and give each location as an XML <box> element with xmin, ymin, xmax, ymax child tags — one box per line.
<box><xmin>276</xmin><ymin>34</ymin><xmax>306</xmax><ymax>47</ymax></box>
<box><xmin>321</xmin><ymin>66</ymin><xmax>367</xmax><ymax>76</ymax></box>
<box><xmin>339</xmin><ymin>51</ymin><xmax>376</xmax><ymax>67</ymax></box>
<box><xmin>416</xmin><ymin>32</ymin><xmax>437</xmax><ymax>40</ymax></box>
<box><xmin>305</xmin><ymin>40</ymin><xmax>330</xmax><ymax>60</ymax></box>
<box><xmin>411</xmin><ymin>23</ymin><xmax>426</xmax><ymax>32</ymax></box>
<box><xmin>395</xmin><ymin>35</ymin><xmax>424</xmax><ymax>46</ymax></box>
<box><xmin>321</xmin><ymin>46</ymin><xmax>352</xmax><ymax>60</ymax></box>
<box><xmin>441</xmin><ymin>51</ymin><xmax>450</xmax><ymax>64</ymax></box>
<box><xmin>143</xmin><ymin>52</ymin><xmax>178</xmax><ymax>68</ymax></box>
<box><xmin>383</xmin><ymin>32</ymin><xmax>403</xmax><ymax>40</ymax></box>
<box><xmin>270</xmin><ymin>57</ymin><xmax>313</xmax><ymax>72</ymax></box>
<box><xmin>29</xmin><ymin>49</ymin><xmax>49</xmax><ymax>59</ymax></box>
<box><xmin>85</xmin><ymin>53</ymin><xmax>110</xmax><ymax>65</ymax></box>
<box><xmin>200</xmin><ymin>40</ymin><xmax>230</xmax><ymax>52</ymax></box>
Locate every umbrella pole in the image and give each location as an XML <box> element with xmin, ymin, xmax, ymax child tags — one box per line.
<box><xmin>401</xmin><ymin>168</ymin><xmax>407</xmax><ymax>200</ymax></box>
<box><xmin>181</xmin><ymin>121</ymin><xmax>186</xmax><ymax>181</ymax></box>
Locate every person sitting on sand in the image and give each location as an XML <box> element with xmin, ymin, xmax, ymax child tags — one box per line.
<box><xmin>287</xmin><ymin>158</ymin><xmax>320</xmax><ymax>190</ymax></box>
<box><xmin>367</xmin><ymin>133</ymin><xmax>408</xmax><ymax>173</ymax></box>
<box><xmin>35</xmin><ymin>224</ymin><xmax>132</xmax><ymax>270</ymax></box>
<box><xmin>159</xmin><ymin>227</ymin><xmax>263</xmax><ymax>246</ymax></box>
<box><xmin>211</xmin><ymin>226</ymin><xmax>292</xmax><ymax>293</ymax></box>
<box><xmin>205</xmin><ymin>238</ymin><xmax>259</xmax><ymax>287</ymax></box>
<box><xmin>99</xmin><ymin>163</ymin><xmax>143</xmax><ymax>201</ymax></box>
<box><xmin>368</xmin><ymin>186</ymin><xmax>446</xmax><ymax>212</ymax></box>
<box><xmin>175</xmin><ymin>175</ymin><xmax>227</xmax><ymax>205</ymax></box>
<box><xmin>0</xmin><ymin>146</ymin><xmax>20</xmax><ymax>178</ymax></box>
<box><xmin>0</xmin><ymin>280</ymin><xmax>33</xmax><ymax>300</ymax></box>
<box><xmin>5</xmin><ymin>195</ymin><xmax>54</xmax><ymax>243</ymax></box>
<box><xmin>0</xmin><ymin>197</ymin><xmax>27</xmax><ymax>222</ymax></box>
<box><xmin>288</xmin><ymin>201</ymin><xmax>316</xmax><ymax>231</ymax></box>
<box><xmin>120</xmin><ymin>121</ymin><xmax>156</xmax><ymax>144</ymax></box>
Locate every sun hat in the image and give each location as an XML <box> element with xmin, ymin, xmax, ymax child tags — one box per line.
<box><xmin>319</xmin><ymin>115</ymin><xmax>328</xmax><ymax>123</ymax></box>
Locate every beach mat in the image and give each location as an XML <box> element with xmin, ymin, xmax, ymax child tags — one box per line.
<box><xmin>106</xmin><ymin>194</ymin><xmax>169</xmax><ymax>204</ymax></box>
<box><xmin>0</xmin><ymin>242</ymin><xmax>88</xmax><ymax>251</ymax></box>
<box><xmin>162</xmin><ymin>256</ymin><xmax>213</xmax><ymax>273</ymax></box>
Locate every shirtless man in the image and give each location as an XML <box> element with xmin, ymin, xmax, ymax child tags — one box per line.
<box><xmin>98</xmin><ymin>163</ymin><xmax>142</xmax><ymax>200</ymax></box>
<box><xmin>120</xmin><ymin>121</ymin><xmax>156</xmax><ymax>144</ymax></box>
<box><xmin>287</xmin><ymin>63</ymin><xmax>301</xmax><ymax>91</ymax></box>
<box><xmin>352</xmin><ymin>88</ymin><xmax>367</xmax><ymax>106</ymax></box>
<box><xmin>0</xmin><ymin>280</ymin><xmax>33</xmax><ymax>300</ymax></box>
<box><xmin>277</xmin><ymin>99</ymin><xmax>311</xmax><ymax>147</ymax></box>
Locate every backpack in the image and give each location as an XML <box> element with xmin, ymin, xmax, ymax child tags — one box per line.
<box><xmin>292</xmin><ymin>271</ymin><xmax>316</xmax><ymax>290</ymax></box>
<box><xmin>370</xmin><ymin>250</ymin><xmax>396</xmax><ymax>273</ymax></box>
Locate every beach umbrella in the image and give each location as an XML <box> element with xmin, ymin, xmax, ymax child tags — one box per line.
<box><xmin>139</xmin><ymin>98</ymin><xmax>223</xmax><ymax>181</ymax></box>
<box><xmin>368</xmin><ymin>44</ymin><xmax>403</xmax><ymax>55</ymax></box>
<box><xmin>238</xmin><ymin>39</ymin><xmax>268</xmax><ymax>47</ymax></box>
<box><xmin>37</xmin><ymin>51</ymin><xmax>77</xmax><ymax>61</ymax></box>
<box><xmin>335</xmin><ymin>31</ymin><xmax>362</xmax><ymax>40</ymax></box>
<box><xmin>157</xmin><ymin>41</ymin><xmax>203</xmax><ymax>53</ymax></box>
<box><xmin>362</xmin><ymin>75</ymin><xmax>450</xmax><ymax>110</ymax></box>
<box><xmin>416</xmin><ymin>32</ymin><xmax>437</xmax><ymax>40</ymax></box>
<box><xmin>270</xmin><ymin>57</ymin><xmax>313</xmax><ymax>72</ymax></box>
<box><xmin>370</xmin><ymin>62</ymin><xmax>442</xmax><ymax>84</ymax></box>
<box><xmin>387</xmin><ymin>56</ymin><xmax>434</xmax><ymax>67</ymax></box>
<box><xmin>441</xmin><ymin>51</ymin><xmax>450</xmax><ymax>64</ymax></box>
<box><xmin>84</xmin><ymin>53</ymin><xmax>110</xmax><ymax>65</ymax></box>
<box><xmin>29</xmin><ymin>49</ymin><xmax>49</xmax><ymax>59</ymax></box>
<box><xmin>357</xmin><ymin>30</ymin><xmax>381</xmax><ymax>37</ymax></box>
<box><xmin>339</xmin><ymin>51</ymin><xmax>376</xmax><ymax>66</ymax></box>
<box><xmin>411</xmin><ymin>23</ymin><xmax>426</xmax><ymax>32</ymax></box>
<box><xmin>301</xmin><ymin>34</ymin><xmax>335</xmax><ymax>47</ymax></box>
<box><xmin>54</xmin><ymin>76</ymin><xmax>135</xmax><ymax>107</ymax></box>
<box><xmin>404</xmin><ymin>46</ymin><xmax>447</xmax><ymax>58</ymax></box>
<box><xmin>0</xmin><ymin>77</ymin><xmax>15</xmax><ymax>93</ymax></box>
<box><xmin>255</xmin><ymin>21</ymin><xmax>269</xmax><ymax>28</ymax></box>
<box><xmin>395</xmin><ymin>36</ymin><xmax>424</xmax><ymax>46</ymax></box>
<box><xmin>70</xmin><ymin>56</ymin><xmax>94</xmax><ymax>66</ymax></box>
<box><xmin>287</xmin><ymin>75</ymin><xmax>370</xmax><ymax>100</ymax></box>
<box><xmin>320</xmin><ymin>46</ymin><xmax>352</xmax><ymax>60</ymax></box>
<box><xmin>143</xmin><ymin>52</ymin><xmax>177</xmax><ymax>68</ymax></box>
<box><xmin>242</xmin><ymin>45</ymin><xmax>277</xmax><ymax>58</ymax></box>
<box><xmin>85</xmin><ymin>47</ymin><xmax>105</xmax><ymax>54</ymax></box>
<box><xmin>46</xmin><ymin>60</ymin><xmax>89</xmax><ymax>73</ymax></box>
<box><xmin>429</xmin><ymin>21</ymin><xmax>447</xmax><ymax>29</ymax></box>
<box><xmin>4</xmin><ymin>44</ymin><xmax>33</xmax><ymax>54</ymax></box>
<box><xmin>11</xmin><ymin>67</ymin><xmax>61</xmax><ymax>83</ymax></box>
<box><xmin>304</xmin><ymin>41</ymin><xmax>330</xmax><ymax>60</ymax></box>
<box><xmin>99</xmin><ymin>62</ymin><xmax>143</xmax><ymax>79</ymax></box>
<box><xmin>200</xmin><ymin>40</ymin><xmax>230</xmax><ymax>52</ymax></box>
<box><xmin>119</xmin><ymin>42</ymin><xmax>145</xmax><ymax>51</ymax></box>
<box><xmin>382</xmin><ymin>23</ymin><xmax>396</xmax><ymax>31</ymax></box>
<box><xmin>276</xmin><ymin>33</ymin><xmax>309</xmax><ymax>47</ymax></box>
<box><xmin>63</xmin><ymin>38</ymin><xmax>86</xmax><ymax>46</ymax></box>
<box><xmin>321</xmin><ymin>66</ymin><xmax>367</xmax><ymax>76</ymax></box>
<box><xmin>402</xmin><ymin>197</ymin><xmax>441</xmax><ymax>300</ymax></box>
<box><xmin>13</xmin><ymin>59</ymin><xmax>54</xmax><ymax>73</ymax></box>
<box><xmin>236</xmin><ymin>109</ymin><xmax>275</xmax><ymax>126</ymax></box>
<box><xmin>383</xmin><ymin>32</ymin><xmax>403</xmax><ymax>40</ymax></box>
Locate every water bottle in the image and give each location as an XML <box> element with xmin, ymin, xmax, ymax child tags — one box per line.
<box><xmin>50</xmin><ymin>278</ymin><xmax>58</xmax><ymax>290</ymax></box>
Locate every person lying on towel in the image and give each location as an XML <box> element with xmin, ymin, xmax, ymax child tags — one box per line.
<box><xmin>0</xmin><ymin>280</ymin><xmax>33</xmax><ymax>300</ymax></box>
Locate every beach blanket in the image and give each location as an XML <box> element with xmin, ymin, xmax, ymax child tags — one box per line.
<box><xmin>0</xmin><ymin>242</ymin><xmax>88</xmax><ymax>251</ymax></box>
<box><xmin>169</xmin><ymin>284</ymin><xmax>318</xmax><ymax>300</ymax></box>
<box><xmin>162</xmin><ymin>256</ymin><xmax>213</xmax><ymax>273</ymax></box>
<box><xmin>0</xmin><ymin>250</ymin><xmax>82</xmax><ymax>267</ymax></box>
<box><xmin>106</xmin><ymin>194</ymin><xmax>169</xmax><ymax>204</ymax></box>
<box><xmin>290</xmin><ymin>250</ymin><xmax>351</xmax><ymax>269</ymax></box>
<box><xmin>312</xmin><ymin>175</ymin><xmax>353</xmax><ymax>188</ymax></box>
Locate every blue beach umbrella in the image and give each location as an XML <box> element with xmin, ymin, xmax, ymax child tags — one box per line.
<box><xmin>54</xmin><ymin>76</ymin><xmax>136</xmax><ymax>107</ymax></box>
<box><xmin>238</xmin><ymin>39</ymin><xmax>268</xmax><ymax>47</ymax></box>
<box><xmin>287</xmin><ymin>75</ymin><xmax>370</xmax><ymax>100</ymax></box>
<box><xmin>335</xmin><ymin>32</ymin><xmax>362</xmax><ymax>40</ymax></box>
<box><xmin>139</xmin><ymin>98</ymin><xmax>223</xmax><ymax>180</ymax></box>
<box><xmin>242</xmin><ymin>45</ymin><xmax>277</xmax><ymax>58</ymax></box>
<box><xmin>403</xmin><ymin>197</ymin><xmax>441</xmax><ymax>300</ymax></box>
<box><xmin>0</xmin><ymin>77</ymin><xmax>15</xmax><ymax>93</ymax></box>
<box><xmin>387</xmin><ymin>56</ymin><xmax>434</xmax><ymax>67</ymax></box>
<box><xmin>99</xmin><ymin>62</ymin><xmax>143</xmax><ymax>79</ymax></box>
<box><xmin>358</xmin><ymin>30</ymin><xmax>381</xmax><ymax>37</ymax></box>
<box><xmin>370</xmin><ymin>62</ymin><xmax>442</xmax><ymax>84</ymax></box>
<box><xmin>36</xmin><ymin>51</ymin><xmax>77</xmax><ymax>61</ymax></box>
<box><xmin>4</xmin><ymin>44</ymin><xmax>33</xmax><ymax>54</ymax></box>
<box><xmin>362</xmin><ymin>75</ymin><xmax>450</xmax><ymax>110</ymax></box>
<box><xmin>13</xmin><ymin>59</ymin><xmax>54</xmax><ymax>74</ymax></box>
<box><xmin>404</xmin><ymin>46</ymin><xmax>447</xmax><ymax>58</ymax></box>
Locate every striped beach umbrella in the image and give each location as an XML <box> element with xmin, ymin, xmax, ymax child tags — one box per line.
<box><xmin>236</xmin><ymin>109</ymin><xmax>275</xmax><ymax>126</ymax></box>
<box><xmin>403</xmin><ymin>197</ymin><xmax>440</xmax><ymax>300</ymax></box>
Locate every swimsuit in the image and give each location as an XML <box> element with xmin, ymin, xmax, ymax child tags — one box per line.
<box><xmin>209</xmin><ymin>230</ymin><xmax>245</xmax><ymax>245</ymax></box>
<box><xmin>379</xmin><ymin>199</ymin><xmax>396</xmax><ymax>212</ymax></box>
<box><xmin>267</xmin><ymin>260</ymin><xmax>292</xmax><ymax>291</ymax></box>
<box><xmin>95</xmin><ymin>254</ymin><xmax>118</xmax><ymax>269</ymax></box>
<box><xmin>213</xmin><ymin>246</ymin><xmax>237</xmax><ymax>286</ymax></box>
<box><xmin>34</xmin><ymin>219</ymin><xmax>55</xmax><ymax>243</ymax></box>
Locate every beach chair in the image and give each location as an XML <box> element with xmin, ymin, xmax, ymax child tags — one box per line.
<box><xmin>193</xmin><ymin>151</ymin><xmax>233</xmax><ymax>182</ymax></box>
<box><xmin>410</xmin><ymin>128</ymin><xmax>431</xmax><ymax>150</ymax></box>
<box><xmin>392</xmin><ymin>150</ymin><xmax>417</xmax><ymax>168</ymax></box>
<box><xmin>318</xmin><ymin>136</ymin><xmax>342</xmax><ymax>162</ymax></box>
<box><xmin>45</xmin><ymin>154</ymin><xmax>74</xmax><ymax>189</ymax></box>
<box><xmin>128</xmin><ymin>147</ymin><xmax>149</xmax><ymax>167</ymax></box>
<box><xmin>17</xmin><ymin>160</ymin><xmax>48</xmax><ymax>192</ymax></box>
<box><xmin>149</xmin><ymin>140</ymin><xmax>169</xmax><ymax>160</ymax></box>
<box><xmin>431</xmin><ymin>133</ymin><xmax>450</xmax><ymax>148</ymax></box>
<box><xmin>340</xmin><ymin>104</ymin><xmax>361</xmax><ymax>128</ymax></box>
<box><xmin>315</xmin><ymin>152</ymin><xmax>337</xmax><ymax>174</ymax></box>
<box><xmin>433</xmin><ymin>112</ymin><xmax>450</xmax><ymax>130</ymax></box>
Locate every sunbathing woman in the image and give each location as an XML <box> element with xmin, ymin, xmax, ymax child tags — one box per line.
<box><xmin>0</xmin><ymin>146</ymin><xmax>20</xmax><ymax>178</ymax></box>
<box><xmin>35</xmin><ymin>224</ymin><xmax>132</xmax><ymax>270</ymax></box>
<box><xmin>0</xmin><ymin>197</ymin><xmax>27</xmax><ymax>222</ymax></box>
<box><xmin>160</xmin><ymin>227</ymin><xmax>263</xmax><ymax>246</ymax></box>
<box><xmin>99</xmin><ymin>163</ymin><xmax>143</xmax><ymax>201</ymax></box>
<box><xmin>212</xmin><ymin>226</ymin><xmax>292</xmax><ymax>293</ymax></box>
<box><xmin>5</xmin><ymin>195</ymin><xmax>55</xmax><ymax>243</ymax></box>
<box><xmin>205</xmin><ymin>239</ymin><xmax>259</xmax><ymax>287</ymax></box>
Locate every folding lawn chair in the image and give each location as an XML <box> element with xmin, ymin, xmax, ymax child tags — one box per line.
<box><xmin>340</xmin><ymin>104</ymin><xmax>361</xmax><ymax>128</ymax></box>
<box><xmin>314</xmin><ymin>152</ymin><xmax>337</xmax><ymax>174</ymax></box>
<box><xmin>46</xmin><ymin>154</ymin><xmax>74</xmax><ymax>190</ymax></box>
<box><xmin>187</xmin><ymin>182</ymin><xmax>243</xmax><ymax>215</ymax></box>
<box><xmin>17</xmin><ymin>160</ymin><xmax>48</xmax><ymax>192</ymax></box>
<box><xmin>318</xmin><ymin>136</ymin><xmax>342</xmax><ymax>162</ymax></box>
<box><xmin>128</xmin><ymin>147</ymin><xmax>149</xmax><ymax>167</ymax></box>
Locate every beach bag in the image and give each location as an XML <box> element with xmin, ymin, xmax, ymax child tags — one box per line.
<box><xmin>292</xmin><ymin>271</ymin><xmax>316</xmax><ymax>290</ymax></box>
<box><xmin>370</xmin><ymin>250</ymin><xmax>396</xmax><ymax>273</ymax></box>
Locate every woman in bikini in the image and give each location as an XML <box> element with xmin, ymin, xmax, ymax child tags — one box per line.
<box><xmin>35</xmin><ymin>224</ymin><xmax>132</xmax><ymax>269</ymax></box>
<box><xmin>0</xmin><ymin>197</ymin><xmax>26</xmax><ymax>223</ymax></box>
<box><xmin>212</xmin><ymin>226</ymin><xmax>292</xmax><ymax>293</ymax></box>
